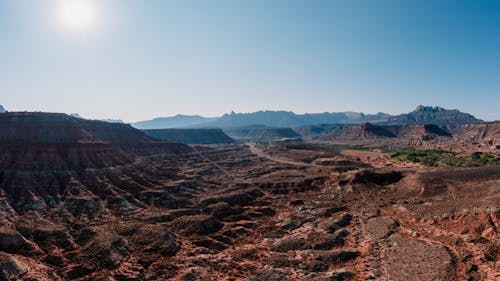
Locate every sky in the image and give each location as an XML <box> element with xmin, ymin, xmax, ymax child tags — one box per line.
<box><xmin>0</xmin><ymin>0</ymin><xmax>499</xmax><ymax>122</ymax></box>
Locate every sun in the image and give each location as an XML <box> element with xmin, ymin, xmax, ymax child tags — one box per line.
<box><xmin>56</xmin><ymin>0</ymin><xmax>100</xmax><ymax>33</ymax></box>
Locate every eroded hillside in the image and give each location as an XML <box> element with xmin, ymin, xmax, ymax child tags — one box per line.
<box><xmin>0</xmin><ymin>129</ymin><xmax>498</xmax><ymax>280</ymax></box>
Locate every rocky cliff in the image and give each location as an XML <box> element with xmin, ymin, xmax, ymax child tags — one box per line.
<box><xmin>0</xmin><ymin>112</ymin><xmax>192</xmax><ymax>214</ymax></box>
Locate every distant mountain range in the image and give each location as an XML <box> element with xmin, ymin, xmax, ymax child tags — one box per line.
<box><xmin>209</xmin><ymin>111</ymin><xmax>391</xmax><ymax>128</ymax></box>
<box><xmin>132</xmin><ymin>110</ymin><xmax>391</xmax><ymax>129</ymax></box>
<box><xmin>70</xmin><ymin>113</ymin><xmax>124</xmax><ymax>124</ymax></box>
<box><xmin>383</xmin><ymin>105</ymin><xmax>480</xmax><ymax>125</ymax></box>
<box><xmin>132</xmin><ymin>106</ymin><xmax>481</xmax><ymax>129</ymax></box>
<box><xmin>133</xmin><ymin>114</ymin><xmax>217</xmax><ymax>129</ymax></box>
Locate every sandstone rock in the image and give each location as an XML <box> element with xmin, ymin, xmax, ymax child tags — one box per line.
<box><xmin>268</xmin><ymin>253</ymin><xmax>300</xmax><ymax>268</ymax></box>
<box><xmin>193</xmin><ymin>238</ymin><xmax>227</xmax><ymax>251</ymax></box>
<box><xmin>320</xmin><ymin>213</ymin><xmax>352</xmax><ymax>233</ymax></box>
<box><xmin>0</xmin><ymin>253</ymin><xmax>27</xmax><ymax>281</ymax></box>
<box><xmin>170</xmin><ymin>215</ymin><xmax>223</xmax><ymax>235</ymax></box>
<box><xmin>203</xmin><ymin>202</ymin><xmax>243</xmax><ymax>220</ymax></box>
<box><xmin>0</xmin><ymin>227</ymin><xmax>39</xmax><ymax>255</ymax></box>
<box><xmin>312</xmin><ymin>270</ymin><xmax>353</xmax><ymax>281</ymax></box>
<box><xmin>17</xmin><ymin>223</ymin><xmax>76</xmax><ymax>251</ymax></box>
<box><xmin>44</xmin><ymin>252</ymin><xmax>66</xmax><ymax>266</ymax></box>
<box><xmin>270</xmin><ymin>237</ymin><xmax>306</xmax><ymax>252</ymax></box>
<box><xmin>314</xmin><ymin>206</ymin><xmax>348</xmax><ymax>217</ymax></box>
<box><xmin>81</xmin><ymin>236</ymin><xmax>130</xmax><ymax>270</ymax></box>
<box><xmin>306</xmin><ymin>231</ymin><xmax>345</xmax><ymax>250</ymax></box>
<box><xmin>314</xmin><ymin>250</ymin><xmax>360</xmax><ymax>265</ymax></box>
<box><xmin>199</xmin><ymin>187</ymin><xmax>264</xmax><ymax>207</ymax></box>
<box><xmin>124</xmin><ymin>223</ymin><xmax>179</xmax><ymax>257</ymax></box>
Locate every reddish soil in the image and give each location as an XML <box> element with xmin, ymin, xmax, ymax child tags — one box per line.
<box><xmin>0</xmin><ymin>114</ymin><xmax>498</xmax><ymax>280</ymax></box>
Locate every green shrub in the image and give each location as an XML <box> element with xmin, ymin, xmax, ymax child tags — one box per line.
<box><xmin>442</xmin><ymin>152</ymin><xmax>500</xmax><ymax>167</ymax></box>
<box><xmin>390</xmin><ymin>148</ymin><xmax>452</xmax><ymax>167</ymax></box>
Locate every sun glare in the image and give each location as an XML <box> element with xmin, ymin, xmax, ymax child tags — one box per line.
<box><xmin>57</xmin><ymin>0</ymin><xmax>99</xmax><ymax>33</ymax></box>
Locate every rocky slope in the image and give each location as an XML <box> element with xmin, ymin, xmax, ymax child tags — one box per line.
<box><xmin>143</xmin><ymin>128</ymin><xmax>235</xmax><ymax>144</ymax></box>
<box><xmin>300</xmin><ymin>122</ymin><xmax>498</xmax><ymax>151</ymax></box>
<box><xmin>0</xmin><ymin>112</ymin><xmax>192</xmax><ymax>212</ymax></box>
<box><xmin>0</xmin><ymin>137</ymin><xmax>497</xmax><ymax>280</ymax></box>
<box><xmin>384</xmin><ymin>124</ymin><xmax>452</xmax><ymax>138</ymax></box>
<box><xmin>307</xmin><ymin>123</ymin><xmax>452</xmax><ymax>142</ymax></box>
<box><xmin>446</xmin><ymin>122</ymin><xmax>500</xmax><ymax>149</ymax></box>
<box><xmin>0</xmin><ymin>112</ymin><xmax>497</xmax><ymax>280</ymax></box>
<box><xmin>318</xmin><ymin>123</ymin><xmax>396</xmax><ymax>140</ymax></box>
<box><xmin>0</xmin><ymin>112</ymin><xmax>157</xmax><ymax>144</ymax></box>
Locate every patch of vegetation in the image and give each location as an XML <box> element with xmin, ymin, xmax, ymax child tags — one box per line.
<box><xmin>389</xmin><ymin>147</ymin><xmax>454</xmax><ymax>167</ymax></box>
<box><xmin>279</xmin><ymin>142</ymin><xmax>500</xmax><ymax>168</ymax></box>
<box><xmin>442</xmin><ymin>152</ymin><xmax>500</xmax><ymax>167</ymax></box>
<box><xmin>388</xmin><ymin>147</ymin><xmax>500</xmax><ymax>167</ymax></box>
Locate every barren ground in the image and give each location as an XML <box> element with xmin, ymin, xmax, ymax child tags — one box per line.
<box><xmin>0</xmin><ymin>142</ymin><xmax>498</xmax><ymax>281</ymax></box>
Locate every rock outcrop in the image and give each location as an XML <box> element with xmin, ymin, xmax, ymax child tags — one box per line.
<box><xmin>0</xmin><ymin>112</ymin><xmax>192</xmax><ymax>214</ymax></box>
<box><xmin>447</xmin><ymin>122</ymin><xmax>500</xmax><ymax>148</ymax></box>
<box><xmin>0</xmin><ymin>253</ymin><xmax>27</xmax><ymax>280</ymax></box>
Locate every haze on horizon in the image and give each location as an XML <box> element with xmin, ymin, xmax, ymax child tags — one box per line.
<box><xmin>0</xmin><ymin>0</ymin><xmax>499</xmax><ymax>122</ymax></box>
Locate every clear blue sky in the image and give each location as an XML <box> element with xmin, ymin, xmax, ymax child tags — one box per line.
<box><xmin>0</xmin><ymin>0</ymin><xmax>499</xmax><ymax>122</ymax></box>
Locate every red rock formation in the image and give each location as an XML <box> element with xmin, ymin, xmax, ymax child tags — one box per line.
<box><xmin>0</xmin><ymin>112</ymin><xmax>192</xmax><ymax>215</ymax></box>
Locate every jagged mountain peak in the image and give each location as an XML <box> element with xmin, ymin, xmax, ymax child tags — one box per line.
<box><xmin>412</xmin><ymin>105</ymin><xmax>447</xmax><ymax>113</ymax></box>
<box><xmin>386</xmin><ymin>105</ymin><xmax>480</xmax><ymax>125</ymax></box>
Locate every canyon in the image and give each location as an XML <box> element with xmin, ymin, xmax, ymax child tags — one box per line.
<box><xmin>0</xmin><ymin>111</ymin><xmax>497</xmax><ymax>281</ymax></box>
